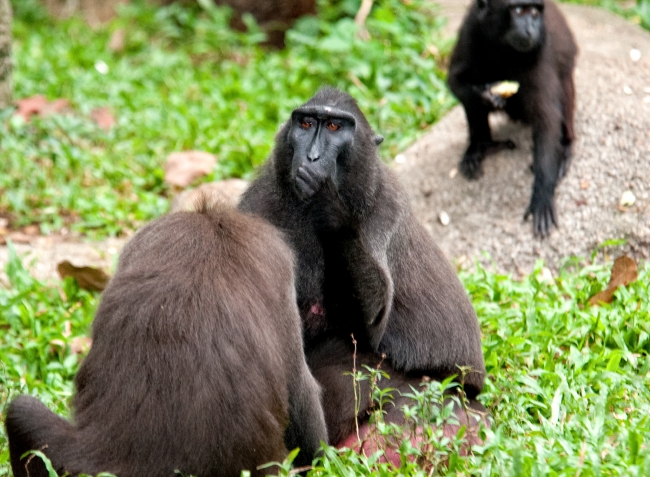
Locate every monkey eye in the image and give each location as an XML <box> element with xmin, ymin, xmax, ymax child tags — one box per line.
<box><xmin>514</xmin><ymin>6</ymin><xmax>524</xmax><ymax>15</ymax></box>
<box><xmin>327</xmin><ymin>122</ymin><xmax>340</xmax><ymax>132</ymax></box>
<box><xmin>300</xmin><ymin>121</ymin><xmax>312</xmax><ymax>130</ymax></box>
<box><xmin>530</xmin><ymin>7</ymin><xmax>539</xmax><ymax>17</ymax></box>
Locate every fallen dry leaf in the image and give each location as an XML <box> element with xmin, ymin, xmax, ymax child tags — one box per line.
<box><xmin>0</xmin><ymin>232</ymin><xmax>35</xmax><ymax>245</ymax></box>
<box><xmin>50</xmin><ymin>336</ymin><xmax>92</xmax><ymax>355</ymax></box>
<box><xmin>164</xmin><ymin>151</ymin><xmax>217</xmax><ymax>188</ymax></box>
<box><xmin>109</xmin><ymin>29</ymin><xmax>126</xmax><ymax>53</ymax></box>
<box><xmin>589</xmin><ymin>255</ymin><xmax>638</xmax><ymax>306</ymax></box>
<box><xmin>15</xmin><ymin>95</ymin><xmax>70</xmax><ymax>122</ymax></box>
<box><xmin>23</xmin><ymin>224</ymin><xmax>41</xmax><ymax>236</ymax></box>
<box><xmin>57</xmin><ymin>260</ymin><xmax>111</xmax><ymax>292</ymax></box>
<box><xmin>91</xmin><ymin>107</ymin><xmax>116</xmax><ymax>131</ymax></box>
<box><xmin>70</xmin><ymin>336</ymin><xmax>93</xmax><ymax>355</ymax></box>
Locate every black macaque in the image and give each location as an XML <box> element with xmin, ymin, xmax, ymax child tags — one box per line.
<box><xmin>447</xmin><ymin>0</ymin><xmax>578</xmax><ymax>237</ymax></box>
<box><xmin>239</xmin><ymin>88</ymin><xmax>487</xmax><ymax>445</ymax></box>
<box><xmin>6</xmin><ymin>202</ymin><xmax>327</xmax><ymax>477</ymax></box>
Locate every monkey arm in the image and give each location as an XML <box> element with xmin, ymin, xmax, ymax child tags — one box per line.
<box><xmin>339</xmin><ymin>176</ymin><xmax>405</xmax><ymax>350</ymax></box>
<box><xmin>341</xmin><ymin>235</ymin><xmax>394</xmax><ymax>349</ymax></box>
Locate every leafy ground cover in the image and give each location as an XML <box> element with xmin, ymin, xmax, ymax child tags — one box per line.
<box><xmin>2</xmin><ymin>0</ymin><xmax>648</xmax><ymax>238</ymax></box>
<box><xmin>565</xmin><ymin>0</ymin><xmax>650</xmax><ymax>29</ymax></box>
<box><xmin>2</xmin><ymin>0</ymin><xmax>453</xmax><ymax>237</ymax></box>
<box><xmin>1</xmin><ymin>249</ymin><xmax>648</xmax><ymax>476</ymax></box>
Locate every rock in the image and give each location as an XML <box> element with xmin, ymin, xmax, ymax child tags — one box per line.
<box><xmin>164</xmin><ymin>151</ymin><xmax>218</xmax><ymax>188</ymax></box>
<box><xmin>170</xmin><ymin>179</ymin><xmax>250</xmax><ymax>213</ymax></box>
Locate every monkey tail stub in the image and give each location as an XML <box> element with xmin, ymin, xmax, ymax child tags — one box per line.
<box><xmin>6</xmin><ymin>395</ymin><xmax>81</xmax><ymax>477</ymax></box>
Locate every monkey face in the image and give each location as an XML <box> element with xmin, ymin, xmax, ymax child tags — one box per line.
<box><xmin>504</xmin><ymin>1</ymin><xmax>545</xmax><ymax>52</ymax></box>
<box><xmin>288</xmin><ymin>106</ymin><xmax>356</xmax><ymax>201</ymax></box>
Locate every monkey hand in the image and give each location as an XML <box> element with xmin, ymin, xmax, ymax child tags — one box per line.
<box><xmin>524</xmin><ymin>185</ymin><xmax>558</xmax><ymax>237</ymax></box>
<box><xmin>459</xmin><ymin>147</ymin><xmax>485</xmax><ymax>180</ymax></box>
<box><xmin>295</xmin><ymin>163</ymin><xmax>328</xmax><ymax>200</ymax></box>
<box><xmin>482</xmin><ymin>90</ymin><xmax>508</xmax><ymax>110</ymax></box>
<box><xmin>475</xmin><ymin>85</ymin><xmax>508</xmax><ymax>110</ymax></box>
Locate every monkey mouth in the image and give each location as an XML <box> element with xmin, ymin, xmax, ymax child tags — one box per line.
<box><xmin>294</xmin><ymin>164</ymin><xmax>327</xmax><ymax>200</ymax></box>
<box><xmin>510</xmin><ymin>36</ymin><xmax>538</xmax><ymax>53</ymax></box>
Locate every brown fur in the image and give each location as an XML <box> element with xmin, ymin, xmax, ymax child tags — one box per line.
<box><xmin>6</xmin><ymin>203</ymin><xmax>327</xmax><ymax>477</ymax></box>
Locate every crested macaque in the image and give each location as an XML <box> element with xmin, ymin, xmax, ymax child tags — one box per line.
<box><xmin>447</xmin><ymin>0</ymin><xmax>578</xmax><ymax>237</ymax></box>
<box><xmin>5</xmin><ymin>203</ymin><xmax>327</xmax><ymax>477</ymax></box>
<box><xmin>239</xmin><ymin>88</ymin><xmax>487</xmax><ymax>445</ymax></box>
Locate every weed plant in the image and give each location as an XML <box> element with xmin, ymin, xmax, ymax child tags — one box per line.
<box><xmin>3</xmin><ymin>0</ymin><xmax>453</xmax><ymax>237</ymax></box>
<box><xmin>1</xmin><ymin>250</ymin><xmax>648</xmax><ymax>476</ymax></box>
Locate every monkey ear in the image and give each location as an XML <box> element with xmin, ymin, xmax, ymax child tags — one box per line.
<box><xmin>373</xmin><ymin>135</ymin><xmax>384</xmax><ymax>146</ymax></box>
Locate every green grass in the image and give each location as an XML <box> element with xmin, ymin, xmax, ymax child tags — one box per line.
<box><xmin>562</xmin><ymin>0</ymin><xmax>650</xmax><ymax>29</ymax></box>
<box><xmin>1</xmin><ymin>249</ymin><xmax>649</xmax><ymax>476</ymax></box>
<box><xmin>3</xmin><ymin>0</ymin><xmax>649</xmax><ymax>238</ymax></box>
<box><xmin>2</xmin><ymin>0</ymin><xmax>453</xmax><ymax>238</ymax></box>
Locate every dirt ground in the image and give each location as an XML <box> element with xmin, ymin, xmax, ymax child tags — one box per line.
<box><xmin>395</xmin><ymin>2</ymin><xmax>650</xmax><ymax>274</ymax></box>
<box><xmin>1</xmin><ymin>2</ymin><xmax>649</xmax><ymax>281</ymax></box>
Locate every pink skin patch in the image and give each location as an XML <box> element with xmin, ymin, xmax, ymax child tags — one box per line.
<box><xmin>336</xmin><ymin>423</ymin><xmax>419</xmax><ymax>467</ymax></box>
<box><xmin>310</xmin><ymin>303</ymin><xmax>325</xmax><ymax>316</ymax></box>
<box><xmin>336</xmin><ymin>418</ymin><xmax>485</xmax><ymax>466</ymax></box>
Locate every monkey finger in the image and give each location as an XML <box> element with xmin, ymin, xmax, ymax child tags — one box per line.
<box><xmin>459</xmin><ymin>157</ymin><xmax>484</xmax><ymax>180</ymax></box>
<box><xmin>550</xmin><ymin>205</ymin><xmax>558</xmax><ymax>228</ymax></box>
<box><xmin>296</xmin><ymin>176</ymin><xmax>317</xmax><ymax>197</ymax></box>
<box><xmin>297</xmin><ymin>167</ymin><xmax>321</xmax><ymax>189</ymax></box>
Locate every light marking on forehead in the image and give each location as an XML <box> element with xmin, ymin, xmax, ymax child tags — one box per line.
<box><xmin>324</xmin><ymin>107</ymin><xmax>332</xmax><ymax>113</ymax></box>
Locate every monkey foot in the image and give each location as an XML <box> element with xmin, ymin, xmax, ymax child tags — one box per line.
<box><xmin>524</xmin><ymin>201</ymin><xmax>558</xmax><ymax>238</ymax></box>
<box><xmin>459</xmin><ymin>154</ymin><xmax>484</xmax><ymax>180</ymax></box>
<box><xmin>460</xmin><ymin>140</ymin><xmax>516</xmax><ymax>180</ymax></box>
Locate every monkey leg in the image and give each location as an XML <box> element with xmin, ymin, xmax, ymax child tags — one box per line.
<box><xmin>558</xmin><ymin>74</ymin><xmax>576</xmax><ymax>181</ymax></box>
<box><xmin>336</xmin><ymin>394</ymin><xmax>489</xmax><ymax>466</ymax></box>
<box><xmin>460</xmin><ymin>102</ymin><xmax>515</xmax><ymax>180</ymax></box>
<box><xmin>6</xmin><ymin>395</ymin><xmax>87</xmax><ymax>477</ymax></box>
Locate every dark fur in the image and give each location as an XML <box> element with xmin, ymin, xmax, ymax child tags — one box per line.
<box><xmin>6</xmin><ymin>204</ymin><xmax>327</xmax><ymax>477</ymax></box>
<box><xmin>307</xmin><ymin>339</ymin><xmax>487</xmax><ymax>445</ymax></box>
<box><xmin>448</xmin><ymin>0</ymin><xmax>577</xmax><ymax>236</ymax></box>
<box><xmin>239</xmin><ymin>88</ymin><xmax>486</xmax><ymax>442</ymax></box>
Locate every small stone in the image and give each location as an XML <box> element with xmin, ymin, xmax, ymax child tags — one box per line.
<box><xmin>630</xmin><ymin>49</ymin><xmax>642</xmax><ymax>62</ymax></box>
<box><xmin>439</xmin><ymin>211</ymin><xmax>450</xmax><ymax>226</ymax></box>
<box><xmin>94</xmin><ymin>60</ymin><xmax>109</xmax><ymax>75</ymax></box>
<box><xmin>395</xmin><ymin>154</ymin><xmax>406</xmax><ymax>164</ymax></box>
<box><xmin>623</xmin><ymin>85</ymin><xmax>633</xmax><ymax>95</ymax></box>
<box><xmin>538</xmin><ymin>267</ymin><xmax>554</xmax><ymax>282</ymax></box>
<box><xmin>644</xmin><ymin>87</ymin><xmax>650</xmax><ymax>94</ymax></box>
<box><xmin>620</xmin><ymin>190</ymin><xmax>636</xmax><ymax>207</ymax></box>
<box><xmin>449</xmin><ymin>167</ymin><xmax>458</xmax><ymax>179</ymax></box>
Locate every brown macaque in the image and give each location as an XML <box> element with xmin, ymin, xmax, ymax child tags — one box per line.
<box><xmin>6</xmin><ymin>202</ymin><xmax>327</xmax><ymax>477</ymax></box>
<box><xmin>239</xmin><ymin>88</ymin><xmax>487</xmax><ymax>446</ymax></box>
<box><xmin>448</xmin><ymin>0</ymin><xmax>578</xmax><ymax>237</ymax></box>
